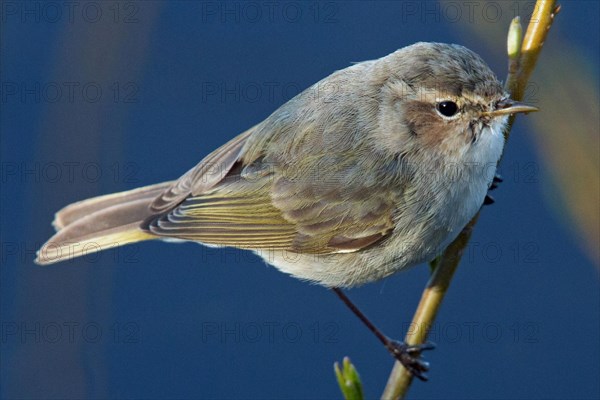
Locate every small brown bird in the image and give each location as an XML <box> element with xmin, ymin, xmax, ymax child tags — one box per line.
<box><xmin>36</xmin><ymin>42</ymin><xmax>537</xmax><ymax>378</ymax></box>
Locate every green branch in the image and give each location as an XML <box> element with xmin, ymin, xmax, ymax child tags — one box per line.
<box><xmin>381</xmin><ymin>1</ymin><xmax>560</xmax><ymax>398</ymax></box>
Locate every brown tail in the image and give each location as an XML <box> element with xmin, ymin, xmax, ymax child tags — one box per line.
<box><xmin>35</xmin><ymin>181</ymin><xmax>174</xmax><ymax>265</ymax></box>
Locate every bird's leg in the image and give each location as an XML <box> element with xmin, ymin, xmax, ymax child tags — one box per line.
<box><xmin>331</xmin><ymin>288</ymin><xmax>434</xmax><ymax>381</ymax></box>
<box><xmin>484</xmin><ymin>174</ymin><xmax>503</xmax><ymax>205</ymax></box>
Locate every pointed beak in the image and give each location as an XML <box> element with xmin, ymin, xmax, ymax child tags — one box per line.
<box><xmin>484</xmin><ymin>98</ymin><xmax>539</xmax><ymax>117</ymax></box>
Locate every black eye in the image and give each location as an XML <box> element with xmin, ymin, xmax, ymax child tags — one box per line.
<box><xmin>436</xmin><ymin>101</ymin><xmax>459</xmax><ymax>117</ymax></box>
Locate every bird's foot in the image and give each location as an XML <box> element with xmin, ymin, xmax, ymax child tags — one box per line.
<box><xmin>484</xmin><ymin>174</ymin><xmax>503</xmax><ymax>206</ymax></box>
<box><xmin>490</xmin><ymin>174</ymin><xmax>503</xmax><ymax>191</ymax></box>
<box><xmin>386</xmin><ymin>340</ymin><xmax>435</xmax><ymax>381</ymax></box>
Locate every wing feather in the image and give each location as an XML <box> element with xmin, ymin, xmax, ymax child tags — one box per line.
<box><xmin>147</xmin><ymin>161</ymin><xmax>395</xmax><ymax>254</ymax></box>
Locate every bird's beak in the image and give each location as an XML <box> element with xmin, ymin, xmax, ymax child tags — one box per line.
<box><xmin>484</xmin><ymin>98</ymin><xmax>539</xmax><ymax>117</ymax></box>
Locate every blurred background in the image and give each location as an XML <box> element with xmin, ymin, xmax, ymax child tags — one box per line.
<box><xmin>1</xmin><ymin>1</ymin><xmax>598</xmax><ymax>399</ymax></box>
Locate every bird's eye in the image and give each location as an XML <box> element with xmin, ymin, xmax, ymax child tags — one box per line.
<box><xmin>436</xmin><ymin>101</ymin><xmax>459</xmax><ymax>118</ymax></box>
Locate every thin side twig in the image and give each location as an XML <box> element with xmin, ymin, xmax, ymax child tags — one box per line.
<box><xmin>381</xmin><ymin>1</ymin><xmax>559</xmax><ymax>398</ymax></box>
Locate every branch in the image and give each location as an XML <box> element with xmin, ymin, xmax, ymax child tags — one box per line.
<box><xmin>381</xmin><ymin>1</ymin><xmax>560</xmax><ymax>398</ymax></box>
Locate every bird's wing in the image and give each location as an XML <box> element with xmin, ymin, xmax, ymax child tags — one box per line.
<box><xmin>145</xmin><ymin>152</ymin><xmax>396</xmax><ymax>254</ymax></box>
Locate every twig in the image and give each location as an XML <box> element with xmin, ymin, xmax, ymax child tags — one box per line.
<box><xmin>381</xmin><ymin>1</ymin><xmax>559</xmax><ymax>398</ymax></box>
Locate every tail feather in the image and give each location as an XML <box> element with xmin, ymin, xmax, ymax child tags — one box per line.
<box><xmin>53</xmin><ymin>181</ymin><xmax>173</xmax><ymax>230</ymax></box>
<box><xmin>36</xmin><ymin>183</ymin><xmax>173</xmax><ymax>265</ymax></box>
<box><xmin>36</xmin><ymin>223</ymin><xmax>155</xmax><ymax>265</ymax></box>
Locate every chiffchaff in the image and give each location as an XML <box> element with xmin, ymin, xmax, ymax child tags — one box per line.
<box><xmin>36</xmin><ymin>42</ymin><xmax>537</xmax><ymax>378</ymax></box>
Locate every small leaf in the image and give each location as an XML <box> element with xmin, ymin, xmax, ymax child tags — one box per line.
<box><xmin>334</xmin><ymin>357</ymin><xmax>364</xmax><ymax>400</ymax></box>
<box><xmin>507</xmin><ymin>16</ymin><xmax>523</xmax><ymax>60</ymax></box>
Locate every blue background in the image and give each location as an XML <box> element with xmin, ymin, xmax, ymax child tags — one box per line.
<box><xmin>1</xmin><ymin>1</ymin><xmax>599</xmax><ymax>399</ymax></box>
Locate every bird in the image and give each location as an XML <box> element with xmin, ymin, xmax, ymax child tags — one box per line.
<box><xmin>36</xmin><ymin>42</ymin><xmax>537</xmax><ymax>378</ymax></box>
